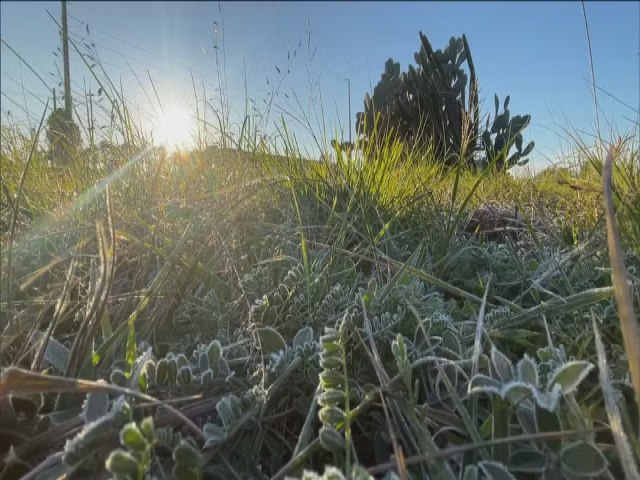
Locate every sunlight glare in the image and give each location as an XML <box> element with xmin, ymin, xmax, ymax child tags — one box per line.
<box><xmin>154</xmin><ymin>104</ymin><xmax>195</xmax><ymax>151</ymax></box>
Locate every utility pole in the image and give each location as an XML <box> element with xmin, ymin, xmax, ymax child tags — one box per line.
<box><xmin>61</xmin><ymin>0</ymin><xmax>72</xmax><ymax>117</ymax></box>
<box><xmin>84</xmin><ymin>78</ymin><xmax>95</xmax><ymax>148</ymax></box>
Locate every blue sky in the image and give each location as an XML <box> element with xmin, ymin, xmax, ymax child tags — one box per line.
<box><xmin>1</xmin><ymin>1</ymin><xmax>638</xmax><ymax>168</ymax></box>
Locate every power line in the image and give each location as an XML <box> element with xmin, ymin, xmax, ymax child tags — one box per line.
<box><xmin>65</xmin><ymin>27</ymin><xmax>206</xmax><ymax>121</ymax></box>
<box><xmin>50</xmin><ymin>32</ymin><xmax>161</xmax><ymax>124</ymax></box>
<box><xmin>2</xmin><ymin>74</ymin><xmax>153</xmax><ymax>140</ymax></box>
<box><xmin>67</xmin><ymin>13</ymin><xmax>214</xmax><ymax>80</ymax></box>
<box><xmin>1</xmin><ymin>91</ymin><xmax>44</xmax><ymax>119</ymax></box>
<box><xmin>1</xmin><ymin>70</ymin><xmax>50</xmax><ymax>106</ymax></box>
<box><xmin>68</xmin><ymin>13</ymin><xmax>157</xmax><ymax>57</ymax></box>
<box><xmin>64</xmin><ymin>13</ymin><xmax>247</xmax><ymax>119</ymax></box>
<box><xmin>3</xmin><ymin>9</ymin><xmax>225</xmax><ymax>142</ymax></box>
<box><xmin>0</xmin><ymin>38</ymin><xmax>52</xmax><ymax>91</ymax></box>
<box><xmin>0</xmin><ymin>119</ymin><xmax>38</xmax><ymax>127</ymax></box>
<box><xmin>595</xmin><ymin>84</ymin><xmax>640</xmax><ymax>116</ymax></box>
<box><xmin>67</xmin><ymin>28</ymin><xmax>207</xmax><ymax>97</ymax></box>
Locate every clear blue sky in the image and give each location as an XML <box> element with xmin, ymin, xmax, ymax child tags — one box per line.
<box><xmin>1</xmin><ymin>1</ymin><xmax>639</xmax><ymax>168</ymax></box>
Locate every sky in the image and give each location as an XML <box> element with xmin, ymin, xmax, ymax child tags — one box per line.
<box><xmin>1</xmin><ymin>1</ymin><xmax>639</xmax><ymax>169</ymax></box>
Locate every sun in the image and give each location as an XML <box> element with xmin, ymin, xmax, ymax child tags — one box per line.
<box><xmin>154</xmin><ymin>104</ymin><xmax>195</xmax><ymax>151</ymax></box>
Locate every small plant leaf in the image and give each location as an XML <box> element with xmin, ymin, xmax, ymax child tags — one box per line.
<box><xmin>140</xmin><ymin>417</ymin><xmax>155</xmax><ymax>443</ymax></box>
<box><xmin>559</xmin><ymin>441</ymin><xmax>608</xmax><ymax>477</ymax></box>
<box><xmin>510</xmin><ymin>448</ymin><xmax>547</xmax><ymax>473</ymax></box>
<box><xmin>536</xmin><ymin>406</ymin><xmax>562</xmax><ymax>452</ymax></box>
<box><xmin>173</xmin><ymin>462</ymin><xmax>201</xmax><ymax>480</ymax></box>
<box><xmin>293</xmin><ymin>326</ymin><xmax>314</xmax><ymax>349</ymax></box>
<box><xmin>463</xmin><ymin>465</ymin><xmax>479</xmax><ymax>480</ymax></box>
<box><xmin>203</xmin><ymin>423</ymin><xmax>226</xmax><ymax>448</ymax></box>
<box><xmin>516</xmin><ymin>405</ymin><xmax>537</xmax><ymax>434</ymax></box>
<box><xmin>548</xmin><ymin>360</ymin><xmax>594</xmax><ymax>394</ymax></box>
<box><xmin>81</xmin><ymin>391</ymin><xmax>109</xmax><ymax>424</ymax></box>
<box><xmin>105</xmin><ymin>449</ymin><xmax>139</xmax><ymax>478</ymax></box>
<box><xmin>468</xmin><ymin>374</ymin><xmax>501</xmax><ymax>396</ymax></box>
<box><xmin>218</xmin><ymin>357</ymin><xmax>232</xmax><ymax>379</ymax></box>
<box><xmin>441</xmin><ymin>330</ymin><xmax>462</xmax><ymax>357</ymax></box>
<box><xmin>532</xmin><ymin>383</ymin><xmax>561</xmax><ymax>412</ymax></box>
<box><xmin>478</xmin><ymin>460</ymin><xmax>517</xmax><ymax>480</ymax></box>
<box><xmin>207</xmin><ymin>340</ymin><xmax>221</xmax><ymax>374</ymax></box>
<box><xmin>216</xmin><ymin>394</ymin><xmax>241</xmax><ymax>428</ymax></box>
<box><xmin>120</xmin><ymin>422</ymin><xmax>147</xmax><ymax>451</ymax></box>
<box><xmin>125</xmin><ymin>320</ymin><xmax>137</xmax><ymax>377</ymax></box>
<box><xmin>491</xmin><ymin>346</ymin><xmax>514</xmax><ymax>382</ymax></box>
<box><xmin>318</xmin><ymin>425</ymin><xmax>345</xmax><ymax>454</ymax></box>
<box><xmin>537</xmin><ymin>345</ymin><xmax>564</xmax><ymax>363</ymax></box>
<box><xmin>255</xmin><ymin>326</ymin><xmax>286</xmax><ymax>354</ymax></box>
<box><xmin>173</xmin><ymin>438</ymin><xmax>202</xmax><ymax>466</ymax></box>
<box><xmin>500</xmin><ymin>381</ymin><xmax>533</xmax><ymax>406</ymax></box>
<box><xmin>516</xmin><ymin>355</ymin><xmax>538</xmax><ymax>386</ymax></box>
<box><xmin>29</xmin><ymin>331</ymin><xmax>69</xmax><ymax>372</ymax></box>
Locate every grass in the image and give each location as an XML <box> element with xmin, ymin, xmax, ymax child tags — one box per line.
<box><xmin>1</xmin><ymin>20</ymin><xmax>640</xmax><ymax>480</ymax></box>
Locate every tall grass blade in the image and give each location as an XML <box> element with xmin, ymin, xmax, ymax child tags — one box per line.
<box><xmin>4</xmin><ymin>99</ymin><xmax>49</xmax><ymax>324</ymax></box>
<box><xmin>602</xmin><ymin>143</ymin><xmax>640</xmax><ymax>409</ymax></box>
<box><xmin>0</xmin><ymin>366</ymin><xmax>204</xmax><ymax>440</ymax></box>
<box><xmin>592</xmin><ymin>313</ymin><xmax>640</xmax><ymax>478</ymax></box>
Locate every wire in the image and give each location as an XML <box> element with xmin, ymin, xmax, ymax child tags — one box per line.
<box><xmin>65</xmin><ymin>28</ymin><xmax>200</xmax><ymax>114</ymax></box>
<box><xmin>1</xmin><ymin>70</ymin><xmax>50</xmax><ymax>106</ymax></box>
<box><xmin>1</xmin><ymin>91</ymin><xmax>43</xmax><ymax>119</ymax></box>
<box><xmin>1</xmin><ymin>38</ymin><xmax>52</xmax><ymax>91</ymax></box>
<box><xmin>3</xmin><ymin>10</ymin><xmax>223</xmax><ymax>138</ymax></box>
<box><xmin>67</xmin><ymin>13</ymin><xmax>213</xmax><ymax>80</ymax></box>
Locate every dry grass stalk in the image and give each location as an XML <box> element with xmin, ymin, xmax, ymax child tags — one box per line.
<box><xmin>602</xmin><ymin>141</ymin><xmax>640</xmax><ymax>408</ymax></box>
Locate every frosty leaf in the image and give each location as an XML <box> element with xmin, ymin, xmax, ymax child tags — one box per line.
<box><xmin>441</xmin><ymin>330</ymin><xmax>462</xmax><ymax>357</ymax></box>
<box><xmin>255</xmin><ymin>327</ymin><xmax>286</xmax><ymax>354</ymax></box>
<box><xmin>203</xmin><ymin>423</ymin><xmax>226</xmax><ymax>449</ymax></box>
<box><xmin>215</xmin><ymin>394</ymin><xmax>242</xmax><ymax>428</ymax></box>
<box><xmin>478</xmin><ymin>461</ymin><xmax>517</xmax><ymax>480</ymax></box>
<box><xmin>510</xmin><ymin>448</ymin><xmax>547</xmax><ymax>473</ymax></box>
<box><xmin>535</xmin><ymin>406</ymin><xmax>562</xmax><ymax>452</ymax></box>
<box><xmin>533</xmin><ymin>383</ymin><xmax>561</xmax><ymax>412</ymax></box>
<box><xmin>516</xmin><ymin>355</ymin><xmax>538</xmax><ymax>386</ymax></box>
<box><xmin>548</xmin><ymin>361</ymin><xmax>594</xmax><ymax>394</ymax></box>
<box><xmin>560</xmin><ymin>441</ymin><xmax>607</xmax><ymax>477</ymax></box>
<box><xmin>468</xmin><ymin>374</ymin><xmax>501</xmax><ymax>396</ymax></box>
<box><xmin>516</xmin><ymin>405</ymin><xmax>537</xmax><ymax>434</ymax></box>
<box><xmin>462</xmin><ymin>465</ymin><xmax>478</xmax><ymax>480</ymax></box>
<box><xmin>81</xmin><ymin>391</ymin><xmax>109</xmax><ymax>424</ymax></box>
<box><xmin>500</xmin><ymin>381</ymin><xmax>533</xmax><ymax>406</ymax></box>
<box><xmin>29</xmin><ymin>331</ymin><xmax>69</xmax><ymax>372</ymax></box>
<box><xmin>491</xmin><ymin>346</ymin><xmax>514</xmax><ymax>382</ymax></box>
<box><xmin>293</xmin><ymin>326</ymin><xmax>314</xmax><ymax>349</ymax></box>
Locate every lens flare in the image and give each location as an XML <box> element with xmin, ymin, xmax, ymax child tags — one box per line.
<box><xmin>154</xmin><ymin>104</ymin><xmax>194</xmax><ymax>151</ymax></box>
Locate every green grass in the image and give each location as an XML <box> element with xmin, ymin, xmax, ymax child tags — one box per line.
<box><xmin>1</xmin><ymin>33</ymin><xmax>639</xmax><ymax>480</ymax></box>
